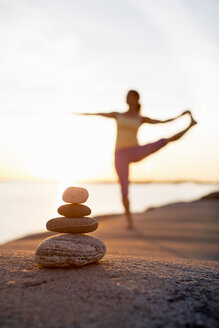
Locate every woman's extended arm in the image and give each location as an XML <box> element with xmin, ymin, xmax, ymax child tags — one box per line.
<box><xmin>73</xmin><ymin>112</ymin><xmax>117</xmax><ymax>118</ymax></box>
<box><xmin>141</xmin><ymin>110</ymin><xmax>191</xmax><ymax>124</ymax></box>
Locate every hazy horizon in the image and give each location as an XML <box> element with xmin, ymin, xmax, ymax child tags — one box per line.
<box><xmin>0</xmin><ymin>178</ymin><xmax>218</xmax><ymax>184</ymax></box>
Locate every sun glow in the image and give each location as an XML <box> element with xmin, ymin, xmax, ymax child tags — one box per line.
<box><xmin>0</xmin><ymin>114</ymin><xmax>116</xmax><ymax>182</ymax></box>
<box><xmin>1</xmin><ymin>111</ymin><xmax>219</xmax><ymax>183</ymax></box>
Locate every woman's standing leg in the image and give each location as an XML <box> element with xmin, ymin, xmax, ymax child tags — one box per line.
<box><xmin>115</xmin><ymin>150</ymin><xmax>133</xmax><ymax>229</ymax></box>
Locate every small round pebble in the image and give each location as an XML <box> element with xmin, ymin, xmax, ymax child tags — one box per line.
<box><xmin>62</xmin><ymin>186</ymin><xmax>89</xmax><ymax>204</ymax></box>
<box><xmin>35</xmin><ymin>234</ymin><xmax>106</xmax><ymax>267</ymax></box>
<box><xmin>46</xmin><ymin>217</ymin><xmax>98</xmax><ymax>234</ymax></box>
<box><xmin>57</xmin><ymin>204</ymin><xmax>91</xmax><ymax>217</ymax></box>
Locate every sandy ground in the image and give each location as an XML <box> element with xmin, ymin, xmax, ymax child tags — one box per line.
<box><xmin>0</xmin><ymin>200</ymin><xmax>219</xmax><ymax>328</ymax></box>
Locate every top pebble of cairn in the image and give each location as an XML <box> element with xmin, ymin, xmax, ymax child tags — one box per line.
<box><xmin>62</xmin><ymin>186</ymin><xmax>89</xmax><ymax>204</ymax></box>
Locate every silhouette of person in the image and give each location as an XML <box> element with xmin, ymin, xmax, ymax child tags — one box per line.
<box><xmin>79</xmin><ymin>90</ymin><xmax>197</xmax><ymax>228</ymax></box>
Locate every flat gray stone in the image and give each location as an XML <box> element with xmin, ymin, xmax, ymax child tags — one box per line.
<box><xmin>35</xmin><ymin>234</ymin><xmax>106</xmax><ymax>267</ymax></box>
<box><xmin>46</xmin><ymin>217</ymin><xmax>98</xmax><ymax>233</ymax></box>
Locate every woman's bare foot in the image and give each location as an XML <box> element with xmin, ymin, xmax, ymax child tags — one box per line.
<box><xmin>190</xmin><ymin>118</ymin><xmax>197</xmax><ymax>127</ymax></box>
<box><xmin>182</xmin><ymin>109</ymin><xmax>197</xmax><ymax>127</ymax></box>
<box><xmin>184</xmin><ymin>110</ymin><xmax>197</xmax><ymax>127</ymax></box>
<box><xmin>126</xmin><ymin>222</ymin><xmax>134</xmax><ymax>230</ymax></box>
<box><xmin>189</xmin><ymin>112</ymin><xmax>197</xmax><ymax>127</ymax></box>
<box><xmin>126</xmin><ymin>214</ymin><xmax>134</xmax><ymax>229</ymax></box>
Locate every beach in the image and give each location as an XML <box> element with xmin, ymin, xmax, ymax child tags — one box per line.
<box><xmin>1</xmin><ymin>0</ymin><xmax>219</xmax><ymax>326</ymax></box>
<box><xmin>0</xmin><ymin>198</ymin><xmax>218</xmax><ymax>328</ymax></box>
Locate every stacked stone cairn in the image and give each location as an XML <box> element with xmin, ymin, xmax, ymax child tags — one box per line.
<box><xmin>35</xmin><ymin>186</ymin><xmax>106</xmax><ymax>268</ymax></box>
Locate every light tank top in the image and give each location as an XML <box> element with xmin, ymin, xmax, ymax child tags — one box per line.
<box><xmin>115</xmin><ymin>113</ymin><xmax>142</xmax><ymax>150</ymax></box>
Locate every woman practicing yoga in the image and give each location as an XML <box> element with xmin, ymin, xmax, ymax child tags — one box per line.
<box><xmin>80</xmin><ymin>90</ymin><xmax>197</xmax><ymax>228</ymax></box>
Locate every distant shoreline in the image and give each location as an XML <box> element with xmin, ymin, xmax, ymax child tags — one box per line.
<box><xmin>0</xmin><ymin>179</ymin><xmax>219</xmax><ymax>184</ymax></box>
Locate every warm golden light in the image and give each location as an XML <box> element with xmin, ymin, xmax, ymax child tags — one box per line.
<box><xmin>0</xmin><ymin>115</ymin><xmax>117</xmax><ymax>182</ymax></box>
<box><xmin>0</xmin><ymin>111</ymin><xmax>219</xmax><ymax>182</ymax></box>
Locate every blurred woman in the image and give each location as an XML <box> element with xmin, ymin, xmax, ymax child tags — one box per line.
<box><xmin>80</xmin><ymin>90</ymin><xmax>197</xmax><ymax>228</ymax></box>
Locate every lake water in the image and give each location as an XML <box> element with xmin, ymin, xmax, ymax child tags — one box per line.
<box><xmin>0</xmin><ymin>181</ymin><xmax>218</xmax><ymax>245</ymax></box>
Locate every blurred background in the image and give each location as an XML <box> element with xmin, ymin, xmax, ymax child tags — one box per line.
<box><xmin>0</xmin><ymin>0</ymin><xmax>218</xmax><ymax>243</ymax></box>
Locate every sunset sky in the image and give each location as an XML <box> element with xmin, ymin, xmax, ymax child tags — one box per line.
<box><xmin>0</xmin><ymin>0</ymin><xmax>219</xmax><ymax>182</ymax></box>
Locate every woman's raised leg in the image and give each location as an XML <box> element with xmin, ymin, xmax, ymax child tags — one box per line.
<box><xmin>131</xmin><ymin>114</ymin><xmax>197</xmax><ymax>163</ymax></box>
<box><xmin>165</xmin><ymin>115</ymin><xmax>197</xmax><ymax>144</ymax></box>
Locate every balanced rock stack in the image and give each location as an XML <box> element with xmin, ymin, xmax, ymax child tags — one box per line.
<box><xmin>35</xmin><ymin>186</ymin><xmax>106</xmax><ymax>268</ymax></box>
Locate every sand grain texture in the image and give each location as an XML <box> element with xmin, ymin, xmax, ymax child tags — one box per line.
<box><xmin>0</xmin><ymin>200</ymin><xmax>219</xmax><ymax>328</ymax></box>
